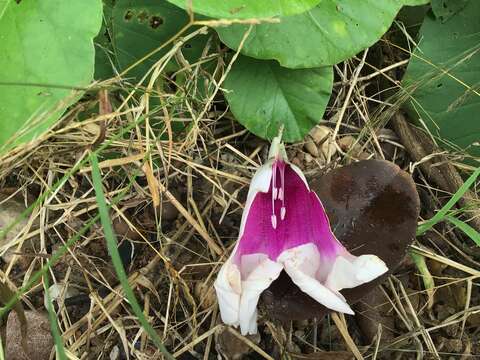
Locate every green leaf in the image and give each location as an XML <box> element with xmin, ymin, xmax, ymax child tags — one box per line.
<box><xmin>166</xmin><ymin>0</ymin><xmax>322</xmax><ymax>19</ymax></box>
<box><xmin>223</xmin><ymin>55</ymin><xmax>332</xmax><ymax>142</ymax></box>
<box><xmin>217</xmin><ymin>0</ymin><xmax>414</xmax><ymax>68</ymax></box>
<box><xmin>402</xmin><ymin>1</ymin><xmax>480</xmax><ymax>159</ymax></box>
<box><xmin>431</xmin><ymin>0</ymin><xmax>469</xmax><ymax>22</ymax></box>
<box><xmin>94</xmin><ymin>0</ymin><xmax>118</xmax><ymax>80</ymax></box>
<box><xmin>111</xmin><ymin>0</ymin><xmax>209</xmax><ymax>80</ymax></box>
<box><xmin>0</xmin><ymin>0</ymin><xmax>102</xmax><ymax>152</ymax></box>
<box><xmin>402</xmin><ymin>0</ymin><xmax>430</xmax><ymax>5</ymax></box>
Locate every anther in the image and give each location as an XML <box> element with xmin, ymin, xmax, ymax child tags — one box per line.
<box><xmin>271</xmin><ymin>214</ymin><xmax>277</xmax><ymax>229</ymax></box>
<box><xmin>280</xmin><ymin>207</ymin><xmax>286</xmax><ymax>220</ymax></box>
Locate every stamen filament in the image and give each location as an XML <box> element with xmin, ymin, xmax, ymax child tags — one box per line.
<box><xmin>271</xmin><ymin>160</ymin><xmax>287</xmax><ymax>228</ymax></box>
<box><xmin>280</xmin><ymin>162</ymin><xmax>286</xmax><ymax>219</ymax></box>
<box><xmin>271</xmin><ymin>161</ymin><xmax>277</xmax><ymax>227</ymax></box>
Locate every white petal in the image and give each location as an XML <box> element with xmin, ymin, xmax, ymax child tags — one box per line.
<box><xmin>325</xmin><ymin>254</ymin><xmax>388</xmax><ymax>291</ymax></box>
<box><xmin>214</xmin><ymin>258</ymin><xmax>242</xmax><ymax>327</ymax></box>
<box><xmin>238</xmin><ymin>254</ymin><xmax>283</xmax><ymax>335</ymax></box>
<box><xmin>277</xmin><ymin>243</ymin><xmax>354</xmax><ymax>315</ymax></box>
<box><xmin>239</xmin><ymin>161</ymin><xmax>273</xmax><ymax>237</ymax></box>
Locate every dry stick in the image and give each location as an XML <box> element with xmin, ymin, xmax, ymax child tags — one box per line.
<box><xmin>202</xmin><ymin>308</ymin><xmax>217</xmax><ymax>360</ymax></box>
<box><xmin>392</xmin><ymin>112</ymin><xmax>480</xmax><ymax>232</ymax></box>
<box><xmin>181</xmin><ymin>25</ymin><xmax>253</xmax><ymax>151</ymax></box>
<box><xmin>154</xmin><ymin>175</ymin><xmax>223</xmax><ymax>255</ymax></box>
<box><xmin>226</xmin><ymin>327</ymin><xmax>275</xmax><ymax>360</ymax></box>
<box><xmin>172</xmin><ymin>325</ymin><xmax>221</xmax><ymax>358</ymax></box>
<box><xmin>333</xmin><ymin>59</ymin><xmax>409</xmax><ymax>86</ymax></box>
<box><xmin>329</xmin><ymin>50</ymin><xmax>369</xmax><ymax>163</ymax></box>
<box><xmin>331</xmin><ymin>313</ymin><xmax>364</xmax><ymax>360</ymax></box>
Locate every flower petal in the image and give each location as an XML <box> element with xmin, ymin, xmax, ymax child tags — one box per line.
<box><xmin>214</xmin><ymin>258</ymin><xmax>242</xmax><ymax>327</ymax></box>
<box><xmin>238</xmin><ymin>163</ymin><xmax>343</xmax><ymax>260</ymax></box>
<box><xmin>289</xmin><ymin>162</ymin><xmax>310</xmax><ymax>190</ymax></box>
<box><xmin>238</xmin><ymin>253</ymin><xmax>283</xmax><ymax>334</ymax></box>
<box><xmin>325</xmin><ymin>253</ymin><xmax>388</xmax><ymax>291</ymax></box>
<box><xmin>277</xmin><ymin>243</ymin><xmax>354</xmax><ymax>315</ymax></box>
<box><xmin>239</xmin><ymin>161</ymin><xmax>273</xmax><ymax>238</ymax></box>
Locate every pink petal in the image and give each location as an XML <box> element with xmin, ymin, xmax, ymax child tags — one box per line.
<box><xmin>239</xmin><ymin>161</ymin><xmax>274</xmax><ymax>238</ymax></box>
<box><xmin>236</xmin><ymin>162</ymin><xmax>343</xmax><ymax>261</ymax></box>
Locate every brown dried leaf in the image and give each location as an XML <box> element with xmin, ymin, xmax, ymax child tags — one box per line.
<box><xmin>262</xmin><ymin>160</ymin><xmax>420</xmax><ymax>321</ymax></box>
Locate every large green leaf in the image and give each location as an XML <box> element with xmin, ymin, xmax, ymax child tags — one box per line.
<box><xmin>223</xmin><ymin>56</ymin><xmax>333</xmax><ymax>142</ymax></box>
<box><xmin>431</xmin><ymin>0</ymin><xmax>469</xmax><ymax>22</ymax></box>
<box><xmin>402</xmin><ymin>0</ymin><xmax>430</xmax><ymax>5</ymax></box>
<box><xmin>0</xmin><ymin>0</ymin><xmax>102</xmax><ymax>152</ymax></box>
<box><xmin>94</xmin><ymin>0</ymin><xmax>117</xmax><ymax>80</ymax></box>
<box><xmin>112</xmin><ymin>0</ymin><xmax>209</xmax><ymax>80</ymax></box>
<box><xmin>217</xmin><ymin>0</ymin><xmax>418</xmax><ymax>68</ymax></box>
<box><xmin>166</xmin><ymin>0</ymin><xmax>322</xmax><ymax>19</ymax></box>
<box><xmin>402</xmin><ymin>1</ymin><xmax>480</xmax><ymax>159</ymax></box>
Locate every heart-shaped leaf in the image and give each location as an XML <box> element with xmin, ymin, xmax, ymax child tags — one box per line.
<box><xmin>111</xmin><ymin>0</ymin><xmax>209</xmax><ymax>80</ymax></box>
<box><xmin>262</xmin><ymin>160</ymin><xmax>420</xmax><ymax>321</ymax></box>
<box><xmin>402</xmin><ymin>0</ymin><xmax>430</xmax><ymax>5</ymax></box>
<box><xmin>166</xmin><ymin>0</ymin><xmax>322</xmax><ymax>19</ymax></box>
<box><xmin>94</xmin><ymin>0</ymin><xmax>117</xmax><ymax>80</ymax></box>
<box><xmin>223</xmin><ymin>55</ymin><xmax>333</xmax><ymax>142</ymax></box>
<box><xmin>217</xmin><ymin>0</ymin><xmax>415</xmax><ymax>68</ymax></box>
<box><xmin>431</xmin><ymin>0</ymin><xmax>468</xmax><ymax>22</ymax></box>
<box><xmin>0</xmin><ymin>0</ymin><xmax>102</xmax><ymax>153</ymax></box>
<box><xmin>402</xmin><ymin>1</ymin><xmax>480</xmax><ymax>159</ymax></box>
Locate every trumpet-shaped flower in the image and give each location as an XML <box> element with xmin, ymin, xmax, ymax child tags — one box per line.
<box><xmin>214</xmin><ymin>136</ymin><xmax>388</xmax><ymax>335</ymax></box>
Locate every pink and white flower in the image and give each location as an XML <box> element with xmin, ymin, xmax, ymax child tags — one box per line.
<box><xmin>214</xmin><ymin>136</ymin><xmax>388</xmax><ymax>335</ymax></box>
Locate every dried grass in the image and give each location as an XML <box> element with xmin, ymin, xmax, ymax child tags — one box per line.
<box><xmin>0</xmin><ymin>16</ymin><xmax>479</xmax><ymax>360</ymax></box>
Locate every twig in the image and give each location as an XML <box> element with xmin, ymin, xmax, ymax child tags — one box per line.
<box><xmin>392</xmin><ymin>112</ymin><xmax>480</xmax><ymax>232</ymax></box>
<box><xmin>331</xmin><ymin>313</ymin><xmax>364</xmax><ymax>360</ymax></box>
<box><xmin>329</xmin><ymin>50</ymin><xmax>369</xmax><ymax>163</ymax></box>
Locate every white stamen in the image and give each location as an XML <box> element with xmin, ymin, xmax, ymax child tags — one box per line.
<box><xmin>271</xmin><ymin>162</ymin><xmax>277</xmax><ymax>221</ymax></box>
<box><xmin>278</xmin><ymin>188</ymin><xmax>283</xmax><ymax>201</ymax></box>
<box><xmin>280</xmin><ymin>163</ymin><xmax>286</xmax><ymax>220</ymax></box>
<box><xmin>271</xmin><ymin>214</ymin><xmax>277</xmax><ymax>229</ymax></box>
<box><xmin>272</xmin><ymin>187</ymin><xmax>278</xmax><ymax>200</ymax></box>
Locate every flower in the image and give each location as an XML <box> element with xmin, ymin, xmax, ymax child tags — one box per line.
<box><xmin>214</xmin><ymin>135</ymin><xmax>388</xmax><ymax>335</ymax></box>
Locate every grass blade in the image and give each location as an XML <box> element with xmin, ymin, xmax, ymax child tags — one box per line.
<box><xmin>417</xmin><ymin>167</ymin><xmax>480</xmax><ymax>236</ymax></box>
<box><xmin>43</xmin><ymin>273</ymin><xmax>67</xmax><ymax>360</ymax></box>
<box><xmin>410</xmin><ymin>252</ymin><xmax>435</xmax><ymax>309</ymax></box>
<box><xmin>446</xmin><ymin>215</ymin><xmax>480</xmax><ymax>247</ymax></box>
<box><xmin>90</xmin><ymin>153</ymin><xmax>173</xmax><ymax>359</ymax></box>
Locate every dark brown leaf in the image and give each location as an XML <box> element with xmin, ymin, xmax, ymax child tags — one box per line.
<box><xmin>262</xmin><ymin>160</ymin><xmax>420</xmax><ymax>321</ymax></box>
<box><xmin>6</xmin><ymin>311</ymin><xmax>53</xmax><ymax>360</ymax></box>
<box><xmin>0</xmin><ymin>282</ymin><xmax>29</xmax><ymax>355</ymax></box>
